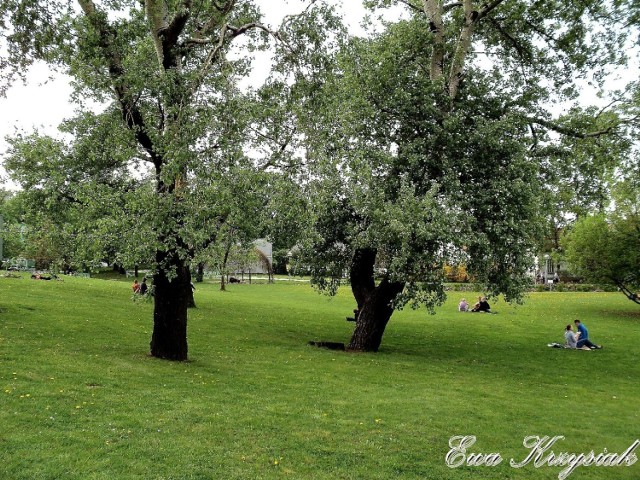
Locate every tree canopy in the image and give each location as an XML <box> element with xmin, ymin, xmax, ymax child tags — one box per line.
<box><xmin>563</xmin><ymin>134</ymin><xmax>640</xmax><ymax>304</ymax></box>
<box><xmin>286</xmin><ymin>0</ymin><xmax>637</xmax><ymax>351</ymax></box>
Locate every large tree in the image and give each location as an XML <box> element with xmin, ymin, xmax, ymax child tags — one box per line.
<box><xmin>0</xmin><ymin>0</ymin><xmax>334</xmax><ymax>360</ymax></box>
<box><xmin>4</xmin><ymin>124</ymin><xmax>151</xmax><ymax>272</ymax></box>
<box><xmin>533</xmin><ymin>105</ymin><xmax>633</xmax><ymax>277</ymax></box>
<box><xmin>563</xmin><ymin>211</ymin><xmax>640</xmax><ymax>304</ymax></box>
<box><xmin>292</xmin><ymin>0</ymin><xmax>633</xmax><ymax>352</ymax></box>
<box><xmin>562</xmin><ymin>103</ymin><xmax>640</xmax><ymax>304</ymax></box>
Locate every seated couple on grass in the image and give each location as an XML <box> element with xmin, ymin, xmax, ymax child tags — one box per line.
<box><xmin>458</xmin><ymin>296</ymin><xmax>492</xmax><ymax>313</ymax></box>
<box><xmin>132</xmin><ymin>278</ymin><xmax>150</xmax><ymax>296</ymax></box>
<box><xmin>563</xmin><ymin>320</ymin><xmax>603</xmax><ymax>350</ymax></box>
<box><xmin>473</xmin><ymin>296</ymin><xmax>492</xmax><ymax>313</ymax></box>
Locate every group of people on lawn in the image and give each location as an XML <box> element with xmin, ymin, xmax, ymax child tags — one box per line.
<box><xmin>458</xmin><ymin>296</ymin><xmax>491</xmax><ymax>313</ymax></box>
<box><xmin>132</xmin><ymin>278</ymin><xmax>149</xmax><ymax>296</ymax></box>
<box><xmin>458</xmin><ymin>295</ymin><xmax>603</xmax><ymax>350</ymax></box>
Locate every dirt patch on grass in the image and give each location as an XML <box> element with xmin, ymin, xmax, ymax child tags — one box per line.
<box><xmin>598</xmin><ymin>309</ymin><xmax>640</xmax><ymax>319</ymax></box>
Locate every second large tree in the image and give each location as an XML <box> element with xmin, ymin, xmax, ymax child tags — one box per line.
<box><xmin>297</xmin><ymin>0</ymin><xmax>630</xmax><ymax>351</ymax></box>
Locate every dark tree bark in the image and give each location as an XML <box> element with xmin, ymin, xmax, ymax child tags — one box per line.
<box><xmin>220</xmin><ymin>241</ymin><xmax>232</xmax><ymax>292</ymax></box>
<box><xmin>150</xmin><ymin>250</ymin><xmax>191</xmax><ymax>361</ymax></box>
<box><xmin>350</xmin><ymin>248</ymin><xmax>377</xmax><ymax>309</ymax></box>
<box><xmin>187</xmin><ymin>284</ymin><xmax>196</xmax><ymax>309</ymax></box>
<box><xmin>347</xmin><ymin>248</ymin><xmax>405</xmax><ymax>352</ymax></box>
<box><xmin>195</xmin><ymin>262</ymin><xmax>204</xmax><ymax>283</ymax></box>
<box><xmin>615</xmin><ymin>280</ymin><xmax>640</xmax><ymax>305</ymax></box>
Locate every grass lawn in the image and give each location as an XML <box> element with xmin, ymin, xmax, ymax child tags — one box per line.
<box><xmin>1</xmin><ymin>274</ymin><xmax>638</xmax><ymax>479</ymax></box>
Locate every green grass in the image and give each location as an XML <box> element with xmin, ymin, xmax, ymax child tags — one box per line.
<box><xmin>1</xmin><ymin>274</ymin><xmax>639</xmax><ymax>479</ymax></box>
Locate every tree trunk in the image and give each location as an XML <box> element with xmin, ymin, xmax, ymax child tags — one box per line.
<box><xmin>350</xmin><ymin>248</ymin><xmax>377</xmax><ymax>309</ymax></box>
<box><xmin>195</xmin><ymin>262</ymin><xmax>204</xmax><ymax>283</ymax></box>
<box><xmin>346</xmin><ymin>248</ymin><xmax>405</xmax><ymax>352</ymax></box>
<box><xmin>187</xmin><ymin>283</ymin><xmax>196</xmax><ymax>309</ymax></box>
<box><xmin>150</xmin><ymin>251</ymin><xmax>190</xmax><ymax>361</ymax></box>
<box><xmin>220</xmin><ymin>241</ymin><xmax>232</xmax><ymax>291</ymax></box>
<box><xmin>347</xmin><ymin>279</ymin><xmax>405</xmax><ymax>352</ymax></box>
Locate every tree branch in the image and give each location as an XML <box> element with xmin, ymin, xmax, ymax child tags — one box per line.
<box><xmin>158</xmin><ymin>0</ymin><xmax>192</xmax><ymax>69</ymax></box>
<box><xmin>281</xmin><ymin>0</ymin><xmax>319</xmax><ymax>27</ymax></box>
<box><xmin>399</xmin><ymin>0</ymin><xmax>422</xmax><ymax>13</ymax></box>
<box><xmin>144</xmin><ymin>0</ymin><xmax>168</xmax><ymax>65</ymax></box>
<box><xmin>528</xmin><ymin>122</ymin><xmax>539</xmax><ymax>151</ymax></box>
<box><xmin>448</xmin><ymin>0</ymin><xmax>475</xmax><ymax>99</ymax></box>
<box><xmin>477</xmin><ymin>0</ymin><xmax>506</xmax><ymax>20</ymax></box>
<box><xmin>198</xmin><ymin>0</ymin><xmax>236</xmax><ymax>37</ymax></box>
<box><xmin>443</xmin><ymin>2</ymin><xmax>463</xmax><ymax>13</ymax></box>
<box><xmin>184</xmin><ymin>37</ymin><xmax>213</xmax><ymax>46</ymax></box>
<box><xmin>422</xmin><ymin>0</ymin><xmax>446</xmax><ymax>81</ymax></box>
<box><xmin>486</xmin><ymin>16</ymin><xmax>531</xmax><ymax>64</ymax></box>
<box><xmin>227</xmin><ymin>21</ymin><xmax>280</xmax><ymax>40</ymax></box>
<box><xmin>526</xmin><ymin>116</ymin><xmax>618</xmax><ymax>139</ymax></box>
<box><xmin>257</xmin><ymin>126</ymin><xmax>297</xmax><ymax>172</ymax></box>
<box><xmin>615</xmin><ymin>280</ymin><xmax>640</xmax><ymax>305</ymax></box>
<box><xmin>190</xmin><ymin>21</ymin><xmax>283</xmax><ymax>97</ymax></box>
<box><xmin>78</xmin><ymin>0</ymin><xmax>160</xmax><ymax>168</ymax></box>
<box><xmin>164</xmin><ymin>0</ymin><xmax>191</xmax><ymax>39</ymax></box>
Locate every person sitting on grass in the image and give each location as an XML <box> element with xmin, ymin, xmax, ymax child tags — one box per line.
<box><xmin>458</xmin><ymin>298</ymin><xmax>469</xmax><ymax>312</ymax></box>
<box><xmin>563</xmin><ymin>324</ymin><xmax>591</xmax><ymax>350</ymax></box>
<box><xmin>132</xmin><ymin>279</ymin><xmax>140</xmax><ymax>294</ymax></box>
<box><xmin>471</xmin><ymin>296</ymin><xmax>491</xmax><ymax>313</ymax></box>
<box><xmin>471</xmin><ymin>296</ymin><xmax>481</xmax><ymax>311</ymax></box>
<box><xmin>564</xmin><ymin>324</ymin><xmax>578</xmax><ymax>348</ymax></box>
<box><xmin>140</xmin><ymin>278</ymin><xmax>148</xmax><ymax>296</ymax></box>
<box><xmin>574</xmin><ymin>319</ymin><xmax>602</xmax><ymax>350</ymax></box>
<box><xmin>549</xmin><ymin>324</ymin><xmax>589</xmax><ymax>350</ymax></box>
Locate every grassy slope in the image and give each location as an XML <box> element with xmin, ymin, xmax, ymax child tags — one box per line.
<box><xmin>0</xmin><ymin>275</ymin><xmax>638</xmax><ymax>479</ymax></box>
